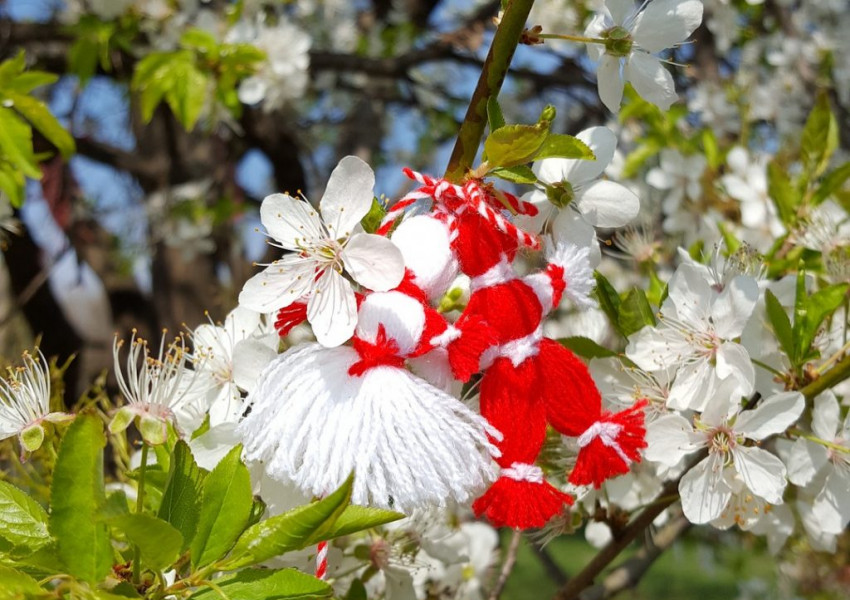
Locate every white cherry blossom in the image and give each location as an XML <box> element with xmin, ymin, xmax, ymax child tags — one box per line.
<box><xmin>239</xmin><ymin>156</ymin><xmax>405</xmax><ymax>347</ymax></box>
<box><xmin>646</xmin><ymin>390</ymin><xmax>804</xmax><ymax>524</ymax></box>
<box><xmin>521</xmin><ymin>126</ymin><xmax>640</xmax><ymax>265</ymax></box>
<box><xmin>185</xmin><ymin>307</ymin><xmax>278</xmax><ymax>426</ymax></box>
<box><xmin>0</xmin><ymin>349</ymin><xmax>72</xmax><ymax>453</ymax></box>
<box><xmin>626</xmin><ymin>262</ymin><xmax>759</xmax><ymax>412</ymax></box>
<box><xmin>585</xmin><ymin>0</ymin><xmax>704</xmax><ymax>112</ymax></box>
<box><xmin>784</xmin><ymin>391</ymin><xmax>850</xmax><ymax>535</ymax></box>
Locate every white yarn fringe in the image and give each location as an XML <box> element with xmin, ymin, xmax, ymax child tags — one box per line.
<box><xmin>238</xmin><ymin>343</ymin><xmax>501</xmax><ymax>512</ymax></box>
<box><xmin>547</xmin><ymin>241</ymin><xmax>596</xmax><ymax>309</ymax></box>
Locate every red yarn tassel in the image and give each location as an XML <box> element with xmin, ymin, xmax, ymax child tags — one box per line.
<box><xmin>274</xmin><ymin>303</ymin><xmax>308</xmax><ymax>337</ymax></box>
<box><xmin>446</xmin><ymin>315</ymin><xmax>498</xmax><ymax>382</ymax></box>
<box><xmin>569</xmin><ymin>400</ymin><xmax>649</xmax><ymax>488</ymax></box>
<box><xmin>473</xmin><ymin>471</ymin><xmax>573</xmax><ymax>530</ymax></box>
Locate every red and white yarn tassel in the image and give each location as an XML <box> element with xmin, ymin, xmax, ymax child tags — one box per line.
<box><xmin>315</xmin><ymin>540</ymin><xmax>328</xmax><ymax>580</ymax></box>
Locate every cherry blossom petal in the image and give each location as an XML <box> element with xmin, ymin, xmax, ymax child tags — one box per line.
<box><xmin>784</xmin><ymin>438</ymin><xmax>828</xmax><ymax>487</ymax></box>
<box><xmin>605</xmin><ymin>0</ymin><xmax>636</xmax><ymax>26</ymax></box>
<box><xmin>679</xmin><ymin>454</ymin><xmax>732</xmax><ymax>524</ymax></box>
<box><xmin>812</xmin><ymin>468</ymin><xmax>850</xmax><ymax>534</ymax></box>
<box><xmin>514</xmin><ymin>189</ymin><xmax>555</xmax><ymax>234</ymax></box>
<box><xmin>733</xmin><ymin>446</ymin><xmax>787</xmax><ymax>504</ymax></box>
<box><xmin>551</xmin><ymin>209</ymin><xmax>601</xmax><ymax>266</ymax></box>
<box><xmin>232</xmin><ymin>338</ymin><xmax>278</xmax><ymax>393</ymax></box>
<box><xmin>812</xmin><ymin>391</ymin><xmax>840</xmax><ymax>440</ymax></box>
<box><xmin>238</xmin><ymin>255</ymin><xmax>316</xmax><ymax>313</ymax></box>
<box><xmin>341</xmin><ymin>233</ymin><xmax>405</xmax><ymax>292</ymax></box>
<box><xmin>644</xmin><ymin>413</ymin><xmax>702</xmax><ymax>466</ymax></box>
<box><xmin>625</xmin><ymin>52</ymin><xmax>677</xmax><ymax>111</ymax></box>
<box><xmin>631</xmin><ymin>0</ymin><xmax>704</xmax><ymax>53</ymax></box>
<box><xmin>666</xmin><ymin>264</ymin><xmax>713</xmax><ymax>325</ymax></box>
<box><xmin>320</xmin><ymin>155</ymin><xmax>375</xmax><ymax>238</ymax></box>
<box><xmin>535</xmin><ymin>127</ymin><xmax>617</xmax><ymax>187</ymax></box>
<box><xmin>223</xmin><ymin>306</ymin><xmax>262</xmax><ymax>340</ymax></box>
<box><xmin>735</xmin><ymin>392</ymin><xmax>804</xmax><ymax>440</ymax></box>
<box><xmin>584</xmin><ymin>14</ymin><xmax>607</xmax><ymax>61</ymax></box>
<box><xmin>666</xmin><ymin>358</ymin><xmax>716</xmax><ymax>412</ymax></box>
<box><xmin>625</xmin><ymin>326</ymin><xmax>690</xmax><ymax>372</ymax></box>
<box><xmin>575</xmin><ymin>180</ymin><xmax>640</xmax><ymax>228</ymax></box>
<box><xmin>715</xmin><ymin>342</ymin><xmax>755</xmax><ymax>396</ymax></box>
<box><xmin>307</xmin><ymin>269</ymin><xmax>357</xmax><ymax>347</ymax></box>
<box><xmin>260</xmin><ymin>193</ymin><xmax>325</xmax><ymax>250</ymax></box>
<box><xmin>597</xmin><ymin>54</ymin><xmax>624</xmax><ymax>113</ymax></box>
<box><xmin>712</xmin><ymin>275</ymin><xmax>759</xmax><ymax>339</ymax></box>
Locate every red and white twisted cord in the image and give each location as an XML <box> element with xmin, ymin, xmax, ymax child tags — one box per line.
<box><xmin>315</xmin><ymin>540</ymin><xmax>328</xmax><ymax>580</ymax></box>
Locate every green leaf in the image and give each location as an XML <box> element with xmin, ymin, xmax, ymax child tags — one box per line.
<box><xmin>132</xmin><ymin>52</ymin><xmax>176</xmax><ymax>123</ymax></box>
<box><xmin>164</xmin><ymin>59</ymin><xmax>208</xmax><ymax>130</ymax></box>
<box><xmin>0</xmin><ymin>565</ymin><xmax>43</xmax><ymax>599</ymax></box>
<box><xmin>180</xmin><ymin>28</ymin><xmax>219</xmax><ymax>56</ymax></box>
<box><xmin>100</xmin><ymin>490</ymin><xmax>131</xmax><ymax>521</ymax></box>
<box><xmin>557</xmin><ymin>336</ymin><xmax>617</xmax><ymax>360</ymax></box>
<box><xmin>618</xmin><ymin>288</ymin><xmax>656</xmax><ymax>336</ymax></box>
<box><xmin>767</xmin><ymin>160</ymin><xmax>799</xmax><ymax>226</ymax></box>
<box><xmin>621</xmin><ymin>141</ymin><xmax>660</xmax><ymax>179</ymax></box>
<box><xmin>765</xmin><ymin>289</ymin><xmax>795</xmax><ymax>365</ymax></box>
<box><xmin>158</xmin><ymin>440</ymin><xmax>206</xmax><ymax>551</ymax></box>
<box><xmin>0</xmin><ymin>162</ymin><xmax>25</xmax><ymax>207</ymax></box>
<box><xmin>345</xmin><ymin>579</ymin><xmax>368</xmax><ymax>600</ymax></box>
<box><xmin>0</xmin><ymin>52</ymin><xmax>26</xmax><ymax>89</ymax></box>
<box><xmin>533</xmin><ymin>133</ymin><xmax>594</xmax><ymax>161</ymax></box>
<box><xmin>49</xmin><ymin>413</ymin><xmax>112</xmax><ymax>584</ymax></box>
<box><xmin>801</xmin><ymin>92</ymin><xmax>838</xmax><ymax>178</ymax></box>
<box><xmin>0</xmin><ymin>107</ymin><xmax>41</xmax><ymax>178</ymax></box>
<box><xmin>594</xmin><ymin>272</ymin><xmax>623</xmax><ymax>337</ymax></box>
<box><xmin>190</xmin><ymin>444</ymin><xmax>252</xmax><ymax>568</ymax></box>
<box><xmin>812</xmin><ymin>161</ymin><xmax>850</xmax><ymax>205</ymax></box>
<box><xmin>484</xmin><ymin>123</ymin><xmax>550</xmax><ymax>169</ymax></box>
<box><xmin>188</xmin><ymin>568</ymin><xmax>332</xmax><ymax>600</ymax></box>
<box><xmin>222</xmin><ymin>473</ymin><xmax>354</xmax><ymax>570</ymax></box>
<box><xmin>486</xmin><ymin>96</ymin><xmax>505</xmax><ymax>131</ymax></box>
<box><xmin>108</xmin><ymin>514</ymin><xmax>182</xmax><ymax>572</ymax></box>
<box><xmin>6</xmin><ymin>71</ymin><xmax>58</xmax><ymax>95</ymax></box>
<box><xmin>360</xmin><ymin>197</ymin><xmax>387</xmax><ymax>234</ymax></box>
<box><xmin>702</xmin><ymin>129</ymin><xmax>720</xmax><ymax>169</ymax></box>
<box><xmin>68</xmin><ymin>38</ymin><xmax>99</xmax><ymax>85</ymax></box>
<box><xmin>797</xmin><ymin>283</ymin><xmax>849</xmax><ymax>362</ymax></box>
<box><xmin>3</xmin><ymin>92</ymin><xmax>75</xmax><ymax>158</ymax></box>
<box><xmin>305</xmin><ymin>504</ymin><xmax>404</xmax><ymax>545</ymax></box>
<box><xmin>489</xmin><ymin>165</ymin><xmax>537</xmax><ymax>184</ymax></box>
<box><xmin>0</xmin><ymin>481</ymin><xmax>51</xmax><ymax>556</ymax></box>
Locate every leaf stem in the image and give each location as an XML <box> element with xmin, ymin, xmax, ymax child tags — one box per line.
<box><xmin>445</xmin><ymin>0</ymin><xmax>536</xmax><ymax>181</ymax></box>
<box><xmin>538</xmin><ymin>33</ymin><xmax>606</xmax><ymax>45</ymax></box>
<box><xmin>801</xmin><ymin>352</ymin><xmax>850</xmax><ymax>401</ymax></box>
<box><xmin>132</xmin><ymin>443</ymin><xmax>149</xmax><ymax>585</ymax></box>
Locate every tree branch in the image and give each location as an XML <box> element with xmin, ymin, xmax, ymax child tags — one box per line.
<box><xmin>578</xmin><ymin>513</ymin><xmax>692</xmax><ymax>600</ymax></box>
<box><xmin>445</xmin><ymin>0</ymin><xmax>536</xmax><ymax>180</ymax></box>
<box><xmin>488</xmin><ymin>529</ymin><xmax>523</xmax><ymax>600</ymax></box>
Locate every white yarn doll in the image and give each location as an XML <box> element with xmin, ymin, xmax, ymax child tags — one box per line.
<box><xmin>238</xmin><ymin>214</ymin><xmax>500</xmax><ymax>511</ymax></box>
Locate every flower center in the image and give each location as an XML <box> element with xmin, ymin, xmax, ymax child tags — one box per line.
<box><xmin>546</xmin><ymin>180</ymin><xmax>575</xmax><ymax>209</ymax></box>
<box><xmin>603</xmin><ymin>26</ymin><xmax>633</xmax><ymax>57</ymax></box>
<box><xmin>300</xmin><ymin>237</ymin><xmax>345</xmax><ymax>273</ymax></box>
<box><xmin>708</xmin><ymin>427</ymin><xmax>737</xmax><ymax>457</ymax></box>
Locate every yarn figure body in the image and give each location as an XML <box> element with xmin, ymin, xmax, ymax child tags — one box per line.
<box><xmin>393</xmin><ymin>169</ymin><xmax>648</xmax><ymax>530</ymax></box>
<box><xmin>239</xmin><ymin>280</ymin><xmax>501</xmax><ymax>512</ymax></box>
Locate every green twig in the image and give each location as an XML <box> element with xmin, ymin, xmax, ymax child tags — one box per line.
<box><xmin>801</xmin><ymin>352</ymin><xmax>850</xmax><ymax>401</ymax></box>
<box><xmin>445</xmin><ymin>0</ymin><xmax>536</xmax><ymax>181</ymax></box>
<box><xmin>132</xmin><ymin>443</ymin><xmax>149</xmax><ymax>585</ymax></box>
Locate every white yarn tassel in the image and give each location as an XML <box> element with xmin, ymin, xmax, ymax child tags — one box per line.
<box><xmin>238</xmin><ymin>342</ymin><xmax>500</xmax><ymax>512</ymax></box>
<box><xmin>546</xmin><ymin>240</ymin><xmax>596</xmax><ymax>309</ymax></box>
